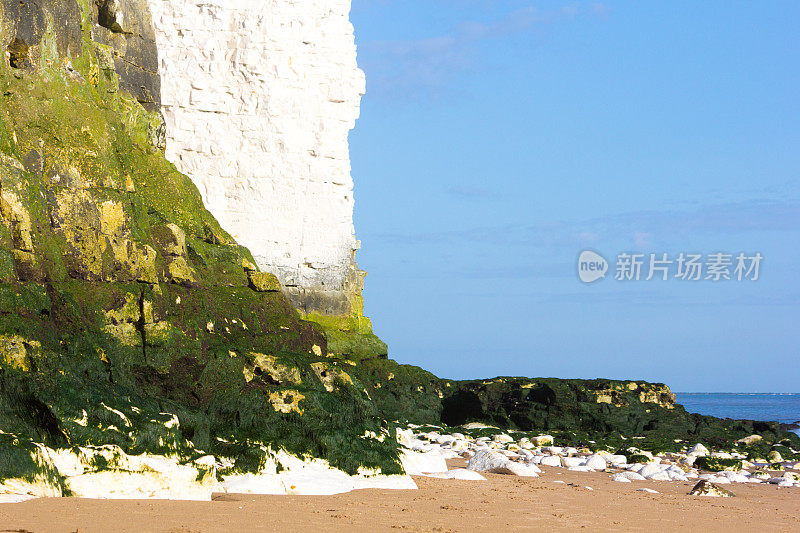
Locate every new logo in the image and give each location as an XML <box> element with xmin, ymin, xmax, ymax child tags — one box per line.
<box><xmin>578</xmin><ymin>250</ymin><xmax>608</xmax><ymax>283</ymax></box>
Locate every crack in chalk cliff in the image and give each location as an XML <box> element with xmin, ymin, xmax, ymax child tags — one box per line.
<box><xmin>135</xmin><ymin>287</ymin><xmax>147</xmax><ymax>364</ymax></box>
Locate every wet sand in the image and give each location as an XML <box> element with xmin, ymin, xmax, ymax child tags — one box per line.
<box><xmin>1</xmin><ymin>463</ymin><xmax>798</xmax><ymax>532</ymax></box>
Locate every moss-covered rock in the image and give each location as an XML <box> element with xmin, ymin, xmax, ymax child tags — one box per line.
<box><xmin>0</xmin><ymin>0</ymin><xmax>404</xmax><ymax>491</ymax></box>
<box><xmin>694</xmin><ymin>456</ymin><xmax>743</xmax><ymax>472</ymax></box>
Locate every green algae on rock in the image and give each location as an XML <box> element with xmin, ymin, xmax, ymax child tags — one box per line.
<box><xmin>0</xmin><ymin>0</ymin><xmax>404</xmax><ymax>496</ymax></box>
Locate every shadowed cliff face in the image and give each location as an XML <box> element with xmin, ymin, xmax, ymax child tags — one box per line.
<box><xmin>1</xmin><ymin>0</ymin><xmax>160</xmax><ymax>111</ymax></box>
<box><xmin>0</xmin><ymin>0</ymin><xmax>402</xmax><ymax>493</ymax></box>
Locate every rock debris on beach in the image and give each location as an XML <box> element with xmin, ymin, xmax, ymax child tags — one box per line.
<box><xmin>396</xmin><ymin>426</ymin><xmax>800</xmax><ymax>492</ymax></box>
<box><xmin>688</xmin><ymin>480</ymin><xmax>735</xmax><ymax>497</ymax></box>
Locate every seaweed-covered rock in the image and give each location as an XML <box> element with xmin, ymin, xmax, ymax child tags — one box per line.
<box><xmin>694</xmin><ymin>456</ymin><xmax>742</xmax><ymax>473</ymax></box>
<box><xmin>688</xmin><ymin>480</ymin><xmax>735</xmax><ymax>497</ymax></box>
<box><xmin>0</xmin><ymin>0</ymin><xmax>403</xmax><ymax>498</ymax></box>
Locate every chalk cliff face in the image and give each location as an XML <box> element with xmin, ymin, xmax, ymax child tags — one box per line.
<box><xmin>0</xmin><ymin>0</ymin><xmax>402</xmax><ymax>499</ymax></box>
<box><xmin>147</xmin><ymin>0</ymin><xmax>366</xmax><ymax>319</ymax></box>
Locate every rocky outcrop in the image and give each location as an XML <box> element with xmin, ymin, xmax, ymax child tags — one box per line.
<box><xmin>92</xmin><ymin>0</ymin><xmax>161</xmax><ymax>112</ymax></box>
<box><xmin>0</xmin><ymin>0</ymin><xmax>403</xmax><ymax>500</ymax></box>
<box><xmin>688</xmin><ymin>480</ymin><xmax>735</xmax><ymax>497</ymax></box>
<box><xmin>352</xmin><ymin>368</ymin><xmax>799</xmax><ymax>451</ymax></box>
<box><xmin>146</xmin><ymin>0</ymin><xmax>383</xmax><ymax>361</ymax></box>
<box><xmin>1</xmin><ymin>1</ymin><xmax>160</xmax><ymax>112</ymax></box>
<box><xmin>147</xmin><ymin>0</ymin><xmax>364</xmax><ymax>303</ymax></box>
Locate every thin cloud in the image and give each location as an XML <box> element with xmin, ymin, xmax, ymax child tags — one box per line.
<box><xmin>364</xmin><ymin>198</ymin><xmax>800</xmax><ymax>249</ymax></box>
<box><xmin>444</xmin><ymin>185</ymin><xmax>503</xmax><ymax>200</ymax></box>
<box><xmin>359</xmin><ymin>4</ymin><xmax>606</xmax><ymax>101</ymax></box>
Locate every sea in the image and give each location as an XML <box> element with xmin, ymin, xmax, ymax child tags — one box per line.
<box><xmin>676</xmin><ymin>393</ymin><xmax>800</xmax><ymax>436</ymax></box>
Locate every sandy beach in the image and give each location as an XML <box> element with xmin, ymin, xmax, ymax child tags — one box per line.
<box><xmin>1</xmin><ymin>459</ymin><xmax>798</xmax><ymax>533</ymax></box>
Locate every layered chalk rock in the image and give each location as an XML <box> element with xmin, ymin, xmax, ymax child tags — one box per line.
<box><xmin>144</xmin><ymin>0</ymin><xmax>388</xmax><ymax>362</ymax></box>
<box><xmin>147</xmin><ymin>0</ymin><xmax>364</xmax><ymax>310</ymax></box>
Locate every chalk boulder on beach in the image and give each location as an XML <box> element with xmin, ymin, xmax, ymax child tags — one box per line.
<box><xmin>401</xmin><ymin>450</ymin><xmax>448</xmax><ymax>475</ymax></box>
<box><xmin>505</xmin><ymin>462</ymin><xmax>541</xmax><ymax>477</ymax></box>
<box><xmin>615</xmin><ymin>471</ymin><xmax>647</xmax><ymax>481</ymax></box>
<box><xmin>428</xmin><ymin>469</ymin><xmax>487</xmax><ymax>481</ymax></box>
<box><xmin>561</xmin><ymin>456</ymin><xmax>585</xmax><ymax>468</ymax></box>
<box><xmin>493</xmin><ymin>434</ymin><xmax>514</xmax><ymax>444</ymax></box>
<box><xmin>735</xmin><ymin>435</ymin><xmax>762</xmax><ymax>446</ymax></box>
<box><xmin>467</xmin><ymin>450</ymin><xmax>540</xmax><ymax>477</ymax></box>
<box><xmin>466</xmin><ymin>450</ymin><xmax>511</xmax><ymax>472</ymax></box>
<box><xmin>688</xmin><ymin>444</ymin><xmax>710</xmax><ymax>456</ymax></box>
<box><xmin>768</xmin><ymin>450</ymin><xmax>784</xmax><ymax>463</ymax></box>
<box><xmin>688</xmin><ymin>480</ymin><xmax>735</xmax><ymax>497</ymax></box>
<box><xmin>585</xmin><ymin>454</ymin><xmax>607</xmax><ymax>471</ymax></box>
<box><xmin>396</xmin><ymin>428</ymin><xmax>415</xmax><ymax>449</ymax></box>
<box><xmin>540</xmin><ymin>456</ymin><xmax>562</xmax><ymax>468</ymax></box>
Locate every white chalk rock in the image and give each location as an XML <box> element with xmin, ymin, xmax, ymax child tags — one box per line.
<box><xmin>518</xmin><ymin>439</ymin><xmax>535</xmax><ymax>450</ymax></box>
<box><xmin>711</xmin><ymin>452</ymin><xmax>734</xmax><ymax>459</ymax></box>
<box><xmin>504</xmin><ymin>462</ymin><xmax>541</xmax><ymax>477</ymax></box>
<box><xmin>612</xmin><ymin>474</ymin><xmax>632</xmax><ymax>483</ymax></box>
<box><xmin>396</xmin><ymin>428</ymin><xmax>415</xmax><ymax>449</ymax></box>
<box><xmin>467</xmin><ymin>450</ymin><xmax>539</xmax><ymax>477</ymax></box>
<box><xmin>428</xmin><ymin>469</ymin><xmax>486</xmax><ymax>481</ymax></box>
<box><xmin>688</xmin><ymin>443</ymin><xmax>709</xmax><ymax>456</ymax></box>
<box><xmin>276</xmin><ymin>452</ymin><xmax>417</xmax><ymax>495</ymax></box>
<box><xmin>639</xmin><ymin>464</ymin><xmax>664</xmax><ymax>479</ymax></box>
<box><xmin>540</xmin><ymin>456</ymin><xmax>562</xmax><ymax>467</ymax></box>
<box><xmin>400</xmin><ymin>449</ymin><xmax>448</xmax><ymax>475</ymax></box>
<box><xmin>436</xmin><ymin>435</ymin><xmax>456</xmax><ymax>446</ymax></box>
<box><xmin>615</xmin><ymin>471</ymin><xmax>647</xmax><ymax>481</ymax></box>
<box><xmin>219</xmin><ymin>472</ymin><xmax>285</xmax><ymax>495</ymax></box>
<box><xmin>637</xmin><ymin>488</ymin><xmax>660</xmax><ymax>494</ymax></box>
<box><xmin>519</xmin><ymin>449</ymin><xmax>535</xmax><ymax>460</ymax></box>
<box><xmin>440</xmin><ymin>449</ymin><xmax>462</xmax><ymax>460</ymax></box>
<box><xmin>522</xmin><ymin>463</ymin><xmax>542</xmax><ymax>474</ymax></box>
<box><xmin>467</xmin><ymin>450</ymin><xmax>509</xmax><ymax>472</ymax></box>
<box><xmin>561</xmin><ymin>457</ymin><xmax>585</xmax><ymax>468</ymax></box>
<box><xmin>584</xmin><ymin>454</ymin><xmax>607</xmax><ymax>471</ymax></box>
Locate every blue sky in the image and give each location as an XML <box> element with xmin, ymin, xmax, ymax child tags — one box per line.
<box><xmin>348</xmin><ymin>1</ymin><xmax>800</xmax><ymax>392</ymax></box>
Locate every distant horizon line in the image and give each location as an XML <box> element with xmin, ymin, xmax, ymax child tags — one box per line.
<box><xmin>676</xmin><ymin>392</ymin><xmax>800</xmax><ymax>395</ymax></box>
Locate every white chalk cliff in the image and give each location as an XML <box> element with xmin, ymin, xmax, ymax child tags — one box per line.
<box><xmin>148</xmin><ymin>0</ymin><xmax>365</xmax><ymax>313</ymax></box>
